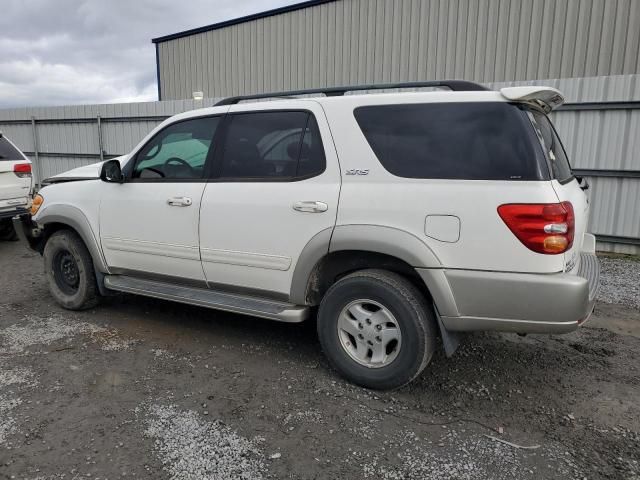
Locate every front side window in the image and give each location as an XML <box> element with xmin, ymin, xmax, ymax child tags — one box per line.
<box><xmin>132</xmin><ymin>116</ymin><xmax>220</xmax><ymax>180</ymax></box>
<box><xmin>527</xmin><ymin>110</ymin><xmax>573</xmax><ymax>183</ymax></box>
<box><xmin>354</xmin><ymin>102</ymin><xmax>548</xmax><ymax>180</ymax></box>
<box><xmin>217</xmin><ymin>111</ymin><xmax>325</xmax><ymax>180</ymax></box>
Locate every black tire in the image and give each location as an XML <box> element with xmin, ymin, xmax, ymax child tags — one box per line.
<box><xmin>0</xmin><ymin>219</ymin><xmax>18</xmax><ymax>241</ymax></box>
<box><xmin>317</xmin><ymin>269</ymin><xmax>437</xmax><ymax>390</ymax></box>
<box><xmin>43</xmin><ymin>230</ymin><xmax>100</xmax><ymax>310</ymax></box>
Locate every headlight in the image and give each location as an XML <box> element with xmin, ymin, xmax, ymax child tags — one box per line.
<box><xmin>30</xmin><ymin>194</ymin><xmax>44</xmax><ymax>216</ymax></box>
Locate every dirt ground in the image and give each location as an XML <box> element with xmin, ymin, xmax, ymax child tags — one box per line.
<box><xmin>1</xmin><ymin>239</ymin><xmax>639</xmax><ymax>480</ymax></box>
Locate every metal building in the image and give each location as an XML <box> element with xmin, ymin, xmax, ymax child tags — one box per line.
<box><xmin>153</xmin><ymin>0</ymin><xmax>640</xmax><ymax>100</ymax></box>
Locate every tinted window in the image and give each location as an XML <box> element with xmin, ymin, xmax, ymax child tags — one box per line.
<box><xmin>354</xmin><ymin>102</ymin><xmax>547</xmax><ymax>180</ymax></box>
<box><xmin>133</xmin><ymin>116</ymin><xmax>220</xmax><ymax>179</ymax></box>
<box><xmin>297</xmin><ymin>116</ymin><xmax>326</xmax><ymax>177</ymax></box>
<box><xmin>528</xmin><ymin>110</ymin><xmax>573</xmax><ymax>183</ymax></box>
<box><xmin>218</xmin><ymin>112</ymin><xmax>325</xmax><ymax>179</ymax></box>
<box><xmin>0</xmin><ymin>137</ymin><xmax>23</xmax><ymax>160</ymax></box>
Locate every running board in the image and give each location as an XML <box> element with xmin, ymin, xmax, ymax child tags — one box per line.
<box><xmin>103</xmin><ymin>275</ymin><xmax>309</xmax><ymax>323</ymax></box>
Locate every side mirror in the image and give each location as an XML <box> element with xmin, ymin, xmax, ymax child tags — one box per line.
<box><xmin>100</xmin><ymin>159</ymin><xmax>124</xmax><ymax>183</ymax></box>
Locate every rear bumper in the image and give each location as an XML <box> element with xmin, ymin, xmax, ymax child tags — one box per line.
<box><xmin>0</xmin><ymin>206</ymin><xmax>28</xmax><ymax>221</ymax></box>
<box><xmin>419</xmin><ymin>244</ymin><xmax>600</xmax><ymax>335</ymax></box>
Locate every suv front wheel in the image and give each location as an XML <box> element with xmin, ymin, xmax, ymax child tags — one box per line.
<box><xmin>43</xmin><ymin>230</ymin><xmax>100</xmax><ymax>310</ymax></box>
<box><xmin>317</xmin><ymin>269</ymin><xmax>436</xmax><ymax>390</ymax></box>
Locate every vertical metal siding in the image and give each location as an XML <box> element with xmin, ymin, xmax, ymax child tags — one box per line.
<box><xmin>0</xmin><ymin>124</ymin><xmax>34</xmax><ymax>152</ymax></box>
<box><xmin>156</xmin><ymin>0</ymin><xmax>640</xmax><ymax>100</ymax></box>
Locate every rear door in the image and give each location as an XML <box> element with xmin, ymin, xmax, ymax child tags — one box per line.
<box><xmin>199</xmin><ymin>101</ymin><xmax>341</xmax><ymax>298</ymax></box>
<box><xmin>527</xmin><ymin>110</ymin><xmax>589</xmax><ymax>271</ymax></box>
<box><xmin>0</xmin><ymin>135</ymin><xmax>31</xmax><ymax>211</ymax></box>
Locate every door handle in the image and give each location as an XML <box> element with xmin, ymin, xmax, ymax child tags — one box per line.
<box><xmin>167</xmin><ymin>196</ymin><xmax>193</xmax><ymax>207</ymax></box>
<box><xmin>292</xmin><ymin>201</ymin><xmax>328</xmax><ymax>213</ymax></box>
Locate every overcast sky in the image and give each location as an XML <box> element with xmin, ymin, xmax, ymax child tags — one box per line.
<box><xmin>0</xmin><ymin>0</ymin><xmax>296</xmax><ymax>109</ymax></box>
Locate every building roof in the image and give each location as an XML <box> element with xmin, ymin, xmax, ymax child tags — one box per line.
<box><xmin>151</xmin><ymin>0</ymin><xmax>337</xmax><ymax>44</ymax></box>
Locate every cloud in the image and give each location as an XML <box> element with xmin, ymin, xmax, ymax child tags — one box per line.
<box><xmin>0</xmin><ymin>0</ymin><xmax>294</xmax><ymax>108</ymax></box>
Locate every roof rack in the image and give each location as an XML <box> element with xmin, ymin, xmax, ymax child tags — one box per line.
<box><xmin>214</xmin><ymin>80</ymin><xmax>489</xmax><ymax>106</ymax></box>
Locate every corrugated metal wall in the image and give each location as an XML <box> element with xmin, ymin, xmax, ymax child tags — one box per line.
<box><xmin>156</xmin><ymin>0</ymin><xmax>640</xmax><ymax>100</ymax></box>
<box><xmin>0</xmin><ymin>74</ymin><xmax>638</xmax><ymax>254</ymax></box>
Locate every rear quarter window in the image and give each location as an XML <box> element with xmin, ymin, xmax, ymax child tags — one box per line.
<box><xmin>527</xmin><ymin>110</ymin><xmax>574</xmax><ymax>183</ymax></box>
<box><xmin>0</xmin><ymin>137</ymin><xmax>24</xmax><ymax>161</ymax></box>
<box><xmin>353</xmin><ymin>102</ymin><xmax>548</xmax><ymax>181</ymax></box>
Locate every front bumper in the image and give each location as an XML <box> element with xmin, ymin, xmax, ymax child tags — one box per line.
<box><xmin>419</xmin><ymin>250</ymin><xmax>600</xmax><ymax>335</ymax></box>
<box><xmin>12</xmin><ymin>214</ymin><xmax>43</xmax><ymax>251</ymax></box>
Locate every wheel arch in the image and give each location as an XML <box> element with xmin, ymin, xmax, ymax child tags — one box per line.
<box><xmin>290</xmin><ymin>224</ymin><xmax>446</xmax><ymax>309</ymax></box>
<box><xmin>36</xmin><ymin>205</ymin><xmax>109</xmax><ymax>274</ymax></box>
<box><xmin>296</xmin><ymin>250</ymin><xmax>429</xmax><ymax>306</ymax></box>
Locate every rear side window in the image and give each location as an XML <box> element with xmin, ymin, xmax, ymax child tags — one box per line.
<box><xmin>354</xmin><ymin>102</ymin><xmax>547</xmax><ymax>180</ymax></box>
<box><xmin>217</xmin><ymin>111</ymin><xmax>325</xmax><ymax>180</ymax></box>
<box><xmin>527</xmin><ymin>110</ymin><xmax>573</xmax><ymax>183</ymax></box>
<box><xmin>0</xmin><ymin>137</ymin><xmax>24</xmax><ymax>160</ymax></box>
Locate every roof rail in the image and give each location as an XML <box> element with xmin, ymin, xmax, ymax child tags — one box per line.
<box><xmin>214</xmin><ymin>80</ymin><xmax>489</xmax><ymax>106</ymax></box>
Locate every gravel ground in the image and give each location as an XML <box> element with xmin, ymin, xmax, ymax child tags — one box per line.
<box><xmin>1</xmin><ymin>241</ymin><xmax>639</xmax><ymax>480</ymax></box>
<box><xmin>598</xmin><ymin>256</ymin><xmax>640</xmax><ymax>310</ymax></box>
<box><xmin>142</xmin><ymin>403</ymin><xmax>266</xmax><ymax>480</ymax></box>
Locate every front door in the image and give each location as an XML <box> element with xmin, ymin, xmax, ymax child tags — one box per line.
<box><xmin>99</xmin><ymin>115</ymin><xmax>222</xmax><ymax>282</ymax></box>
<box><xmin>199</xmin><ymin>102</ymin><xmax>341</xmax><ymax>298</ymax></box>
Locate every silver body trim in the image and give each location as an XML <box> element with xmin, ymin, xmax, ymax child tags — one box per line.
<box><xmin>104</xmin><ymin>275</ymin><xmax>309</xmax><ymax>323</ymax></box>
<box><xmin>422</xmin><ymin>251</ymin><xmax>600</xmax><ymax>334</ymax></box>
<box><xmin>35</xmin><ymin>205</ymin><xmax>110</xmax><ymax>273</ymax></box>
<box><xmin>330</xmin><ymin>224</ymin><xmax>441</xmax><ymax>267</ymax></box>
<box><xmin>289</xmin><ymin>227</ymin><xmax>333</xmax><ymax>304</ymax></box>
<box><xmin>444</xmin><ymin>269</ymin><xmax>590</xmax><ymax>324</ymax></box>
<box><xmin>440</xmin><ymin>316</ymin><xmax>580</xmax><ymax>334</ymax></box>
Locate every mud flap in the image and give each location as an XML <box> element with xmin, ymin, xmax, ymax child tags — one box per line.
<box><xmin>12</xmin><ymin>213</ymin><xmax>42</xmax><ymax>250</ymax></box>
<box><xmin>434</xmin><ymin>304</ymin><xmax>460</xmax><ymax>357</ymax></box>
<box><xmin>94</xmin><ymin>270</ymin><xmax>118</xmax><ymax>297</ymax></box>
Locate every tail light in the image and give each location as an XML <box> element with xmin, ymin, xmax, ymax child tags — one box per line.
<box><xmin>498</xmin><ymin>202</ymin><xmax>574</xmax><ymax>254</ymax></box>
<box><xmin>13</xmin><ymin>163</ymin><xmax>32</xmax><ymax>178</ymax></box>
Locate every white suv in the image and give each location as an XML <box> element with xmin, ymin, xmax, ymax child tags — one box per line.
<box><xmin>0</xmin><ymin>132</ymin><xmax>32</xmax><ymax>240</ymax></box>
<box><xmin>15</xmin><ymin>81</ymin><xmax>599</xmax><ymax>389</ymax></box>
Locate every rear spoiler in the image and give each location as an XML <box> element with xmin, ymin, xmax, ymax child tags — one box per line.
<box><xmin>499</xmin><ymin>86</ymin><xmax>564</xmax><ymax>113</ymax></box>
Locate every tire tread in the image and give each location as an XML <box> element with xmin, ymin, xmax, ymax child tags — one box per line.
<box><xmin>44</xmin><ymin>230</ymin><xmax>100</xmax><ymax>310</ymax></box>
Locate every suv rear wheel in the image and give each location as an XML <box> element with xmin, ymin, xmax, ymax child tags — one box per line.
<box><xmin>0</xmin><ymin>219</ymin><xmax>18</xmax><ymax>241</ymax></box>
<box><xmin>317</xmin><ymin>269</ymin><xmax>436</xmax><ymax>390</ymax></box>
<box><xmin>43</xmin><ymin>230</ymin><xmax>100</xmax><ymax>310</ymax></box>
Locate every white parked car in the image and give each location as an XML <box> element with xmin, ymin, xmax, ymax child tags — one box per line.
<box><xmin>0</xmin><ymin>132</ymin><xmax>32</xmax><ymax>240</ymax></box>
<box><xmin>15</xmin><ymin>81</ymin><xmax>599</xmax><ymax>389</ymax></box>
